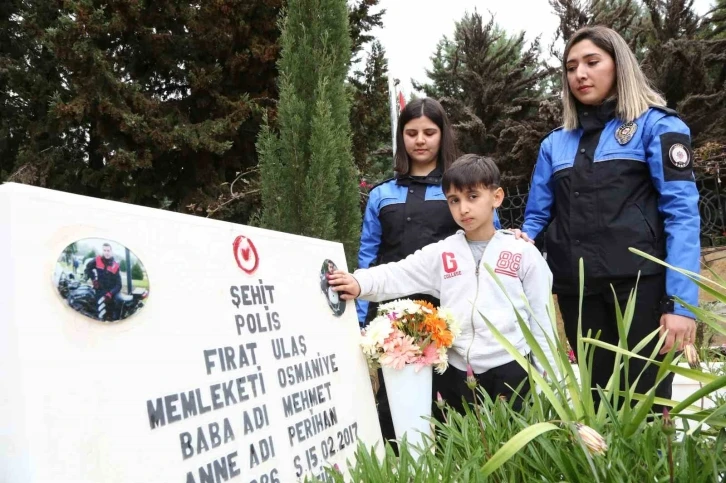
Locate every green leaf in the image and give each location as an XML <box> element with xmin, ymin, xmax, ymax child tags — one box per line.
<box><xmin>480</xmin><ymin>311</ymin><xmax>575</xmax><ymax>421</ymax></box>
<box><xmin>480</xmin><ymin>422</ymin><xmax>560</xmax><ymax>477</ymax></box>
<box><xmin>672</xmin><ymin>375</ymin><xmax>726</xmax><ymax>414</ymax></box>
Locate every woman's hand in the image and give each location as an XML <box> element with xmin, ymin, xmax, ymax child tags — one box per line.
<box><xmin>510</xmin><ymin>228</ymin><xmax>535</xmax><ymax>244</ymax></box>
<box><xmin>659</xmin><ymin>313</ymin><xmax>696</xmax><ymax>354</ymax></box>
<box><xmin>327</xmin><ymin>270</ymin><xmax>362</xmax><ymax>300</ymax></box>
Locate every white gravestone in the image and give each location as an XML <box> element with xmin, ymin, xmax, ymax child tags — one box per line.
<box><xmin>0</xmin><ymin>183</ymin><xmax>382</xmax><ymax>483</ymax></box>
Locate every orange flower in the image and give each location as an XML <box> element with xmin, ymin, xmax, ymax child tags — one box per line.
<box><xmin>421</xmin><ymin>315</ymin><xmax>452</xmax><ymax>348</ymax></box>
<box><xmin>432</xmin><ymin>329</ymin><xmax>453</xmax><ymax>348</ymax></box>
<box><xmin>414</xmin><ymin>300</ymin><xmax>436</xmax><ymax>312</ymax></box>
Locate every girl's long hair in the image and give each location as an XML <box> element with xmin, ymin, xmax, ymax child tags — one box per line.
<box><xmin>394</xmin><ymin>98</ymin><xmax>459</xmax><ymax>174</ymax></box>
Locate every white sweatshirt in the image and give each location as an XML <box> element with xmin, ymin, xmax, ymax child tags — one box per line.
<box><xmin>354</xmin><ymin>230</ymin><xmax>558</xmax><ymax>375</ymax></box>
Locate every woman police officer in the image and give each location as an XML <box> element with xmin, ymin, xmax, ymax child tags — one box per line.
<box><xmin>522</xmin><ymin>26</ymin><xmax>699</xmax><ymax>403</ymax></box>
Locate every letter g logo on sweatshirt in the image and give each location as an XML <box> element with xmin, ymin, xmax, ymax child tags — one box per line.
<box><xmin>442</xmin><ymin>252</ymin><xmax>458</xmax><ymax>273</ymax></box>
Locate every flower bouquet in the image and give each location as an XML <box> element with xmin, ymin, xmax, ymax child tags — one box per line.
<box><xmin>360</xmin><ymin>299</ymin><xmax>461</xmax><ymax>452</ymax></box>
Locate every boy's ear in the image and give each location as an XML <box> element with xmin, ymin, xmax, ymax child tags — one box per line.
<box><xmin>492</xmin><ymin>187</ymin><xmax>505</xmax><ymax>208</ymax></box>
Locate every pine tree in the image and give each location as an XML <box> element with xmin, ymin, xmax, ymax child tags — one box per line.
<box><xmin>348</xmin><ymin>0</ymin><xmax>385</xmax><ymax>63</ymax></box>
<box><xmin>349</xmin><ymin>40</ymin><xmax>392</xmax><ymax>184</ymax></box>
<box><xmin>706</xmin><ymin>0</ymin><xmax>726</xmax><ymax>39</ymax></box>
<box><xmin>641</xmin><ymin>0</ymin><xmax>726</xmax><ymax>144</ymax></box>
<box><xmin>415</xmin><ymin>11</ymin><xmax>556</xmax><ymax>181</ymax></box>
<box><xmin>257</xmin><ymin>0</ymin><xmax>361</xmax><ymax>266</ymax></box>
<box><xmin>549</xmin><ymin>0</ymin><xmax>647</xmax><ymax>52</ymax></box>
<box><xmin>0</xmin><ymin>0</ymin><xmax>23</xmax><ymax>182</ymax></box>
<box><xmin>6</xmin><ymin>0</ymin><xmax>282</xmax><ymax>222</ymax></box>
<box><xmin>1</xmin><ymin>1</ymin><xmax>70</xmax><ymax>185</ymax></box>
<box><xmin>412</xmin><ymin>38</ymin><xmax>461</xmax><ymax>99</ymax></box>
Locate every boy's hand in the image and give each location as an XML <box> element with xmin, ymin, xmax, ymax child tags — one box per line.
<box><xmin>327</xmin><ymin>270</ymin><xmax>361</xmax><ymax>300</ymax></box>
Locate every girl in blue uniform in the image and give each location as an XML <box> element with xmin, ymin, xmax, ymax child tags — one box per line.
<box><xmin>522</xmin><ymin>26</ymin><xmax>699</xmax><ymax>406</ymax></box>
<box><xmin>358</xmin><ymin>98</ymin><xmax>500</xmax><ymax>448</ymax></box>
<box><xmin>357</xmin><ymin>98</ymin><xmax>459</xmax><ymax>325</ymax></box>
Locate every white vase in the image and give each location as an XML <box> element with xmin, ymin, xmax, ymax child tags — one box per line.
<box><xmin>381</xmin><ymin>364</ymin><xmax>433</xmax><ymax>455</ymax></box>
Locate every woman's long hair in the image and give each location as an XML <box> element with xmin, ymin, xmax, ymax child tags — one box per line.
<box><xmin>561</xmin><ymin>26</ymin><xmax>667</xmax><ymax>130</ymax></box>
<box><xmin>394</xmin><ymin>98</ymin><xmax>459</xmax><ymax>174</ymax></box>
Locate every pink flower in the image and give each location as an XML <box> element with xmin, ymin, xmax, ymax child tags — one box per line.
<box><xmin>435</xmin><ymin>391</ymin><xmax>445</xmax><ymax>410</ymax></box>
<box><xmin>413</xmin><ymin>343</ymin><xmax>439</xmax><ymax>370</ymax></box>
<box><xmin>379</xmin><ymin>330</ymin><xmax>420</xmax><ymax>369</ymax></box>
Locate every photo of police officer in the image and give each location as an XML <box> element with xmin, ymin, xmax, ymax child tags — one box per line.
<box><xmin>54</xmin><ymin>238</ymin><xmax>150</xmax><ymax>322</ymax></box>
<box><xmin>320</xmin><ymin>259</ymin><xmax>345</xmax><ymax>316</ymax></box>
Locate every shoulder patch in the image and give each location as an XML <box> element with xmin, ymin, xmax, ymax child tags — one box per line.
<box><xmin>540</xmin><ymin>126</ymin><xmax>564</xmax><ymax>143</ymax></box>
<box><xmin>649</xmin><ymin>105</ymin><xmax>680</xmax><ymax>118</ymax></box>
<box><xmin>660</xmin><ymin>132</ymin><xmax>694</xmax><ymax>182</ymax></box>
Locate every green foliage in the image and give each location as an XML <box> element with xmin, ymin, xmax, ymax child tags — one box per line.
<box><xmin>330</xmin><ymin>395</ymin><xmax>726</xmax><ymax>481</ymax></box>
<box><xmin>327</xmin><ymin>255</ymin><xmax>726</xmax><ymax>481</ymax></box>
<box><xmin>348</xmin><ymin>0</ymin><xmax>385</xmax><ymax>63</ymax></box>
<box><xmin>349</xmin><ymin>40</ymin><xmax>393</xmax><ymax>185</ymax></box>
<box><xmin>119</xmin><ymin>259</ymin><xmax>127</xmax><ymax>272</ymax></box>
<box><xmin>85</xmin><ymin>250</ymin><xmax>96</xmax><ymax>259</ymax></box>
<box><xmin>62</xmin><ymin>242</ymin><xmax>79</xmax><ymax>264</ymax></box>
<box><xmin>257</xmin><ymin>0</ymin><xmax>361</xmax><ymax>267</ymax></box>
<box><xmin>549</xmin><ymin>0</ymin><xmax>649</xmax><ymax>53</ymax></box>
<box><xmin>131</xmin><ymin>262</ymin><xmax>144</xmax><ymax>280</ymax></box>
<box><xmin>413</xmin><ymin>11</ymin><xmax>559</xmax><ymax>182</ymax></box>
<box><xmin>706</xmin><ymin>0</ymin><xmax>726</xmax><ymax>39</ymax></box>
<box><xmin>4</xmin><ymin>0</ymin><xmax>282</xmax><ymax>223</ymax></box>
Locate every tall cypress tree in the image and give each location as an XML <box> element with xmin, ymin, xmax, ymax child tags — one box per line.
<box><xmin>257</xmin><ymin>0</ymin><xmax>361</xmax><ymax>266</ymax></box>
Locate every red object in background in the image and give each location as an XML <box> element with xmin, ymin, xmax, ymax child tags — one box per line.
<box><xmin>233</xmin><ymin>235</ymin><xmax>259</xmax><ymax>275</ymax></box>
<box><xmin>398</xmin><ymin>91</ymin><xmax>406</xmax><ymax>112</ymax></box>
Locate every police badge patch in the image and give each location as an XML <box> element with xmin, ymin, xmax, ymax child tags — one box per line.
<box><xmin>669</xmin><ymin>143</ymin><xmax>690</xmax><ymax>168</ymax></box>
<box><xmin>615</xmin><ymin>121</ymin><xmax>637</xmax><ymax>145</ymax></box>
<box><xmin>660</xmin><ymin>132</ymin><xmax>694</xmax><ymax>182</ymax></box>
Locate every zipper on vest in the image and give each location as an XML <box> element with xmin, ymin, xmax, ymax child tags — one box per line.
<box><xmin>466</xmin><ymin>263</ymin><xmax>481</xmax><ymax>365</ymax></box>
<box><xmin>465</xmin><ymin>245</ymin><xmax>483</xmax><ymax>365</ymax></box>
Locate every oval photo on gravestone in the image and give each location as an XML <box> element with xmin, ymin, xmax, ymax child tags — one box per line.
<box><xmin>53</xmin><ymin>238</ymin><xmax>150</xmax><ymax>323</ymax></box>
<box><xmin>320</xmin><ymin>259</ymin><xmax>345</xmax><ymax>316</ymax></box>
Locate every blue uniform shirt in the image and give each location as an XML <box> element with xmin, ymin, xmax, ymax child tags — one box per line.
<box><xmin>523</xmin><ymin>106</ymin><xmax>699</xmax><ymax>318</ymax></box>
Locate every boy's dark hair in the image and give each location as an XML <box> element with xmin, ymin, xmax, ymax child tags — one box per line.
<box><xmin>442</xmin><ymin>154</ymin><xmax>501</xmax><ymax>193</ymax></box>
<box><xmin>394</xmin><ymin>98</ymin><xmax>459</xmax><ymax>175</ymax></box>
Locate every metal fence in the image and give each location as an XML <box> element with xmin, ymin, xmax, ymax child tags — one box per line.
<box><xmin>498</xmin><ymin>168</ymin><xmax>726</xmax><ymax>247</ymax></box>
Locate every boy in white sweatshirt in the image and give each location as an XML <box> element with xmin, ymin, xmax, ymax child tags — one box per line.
<box><xmin>328</xmin><ymin>154</ymin><xmax>558</xmax><ymax>410</ymax></box>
